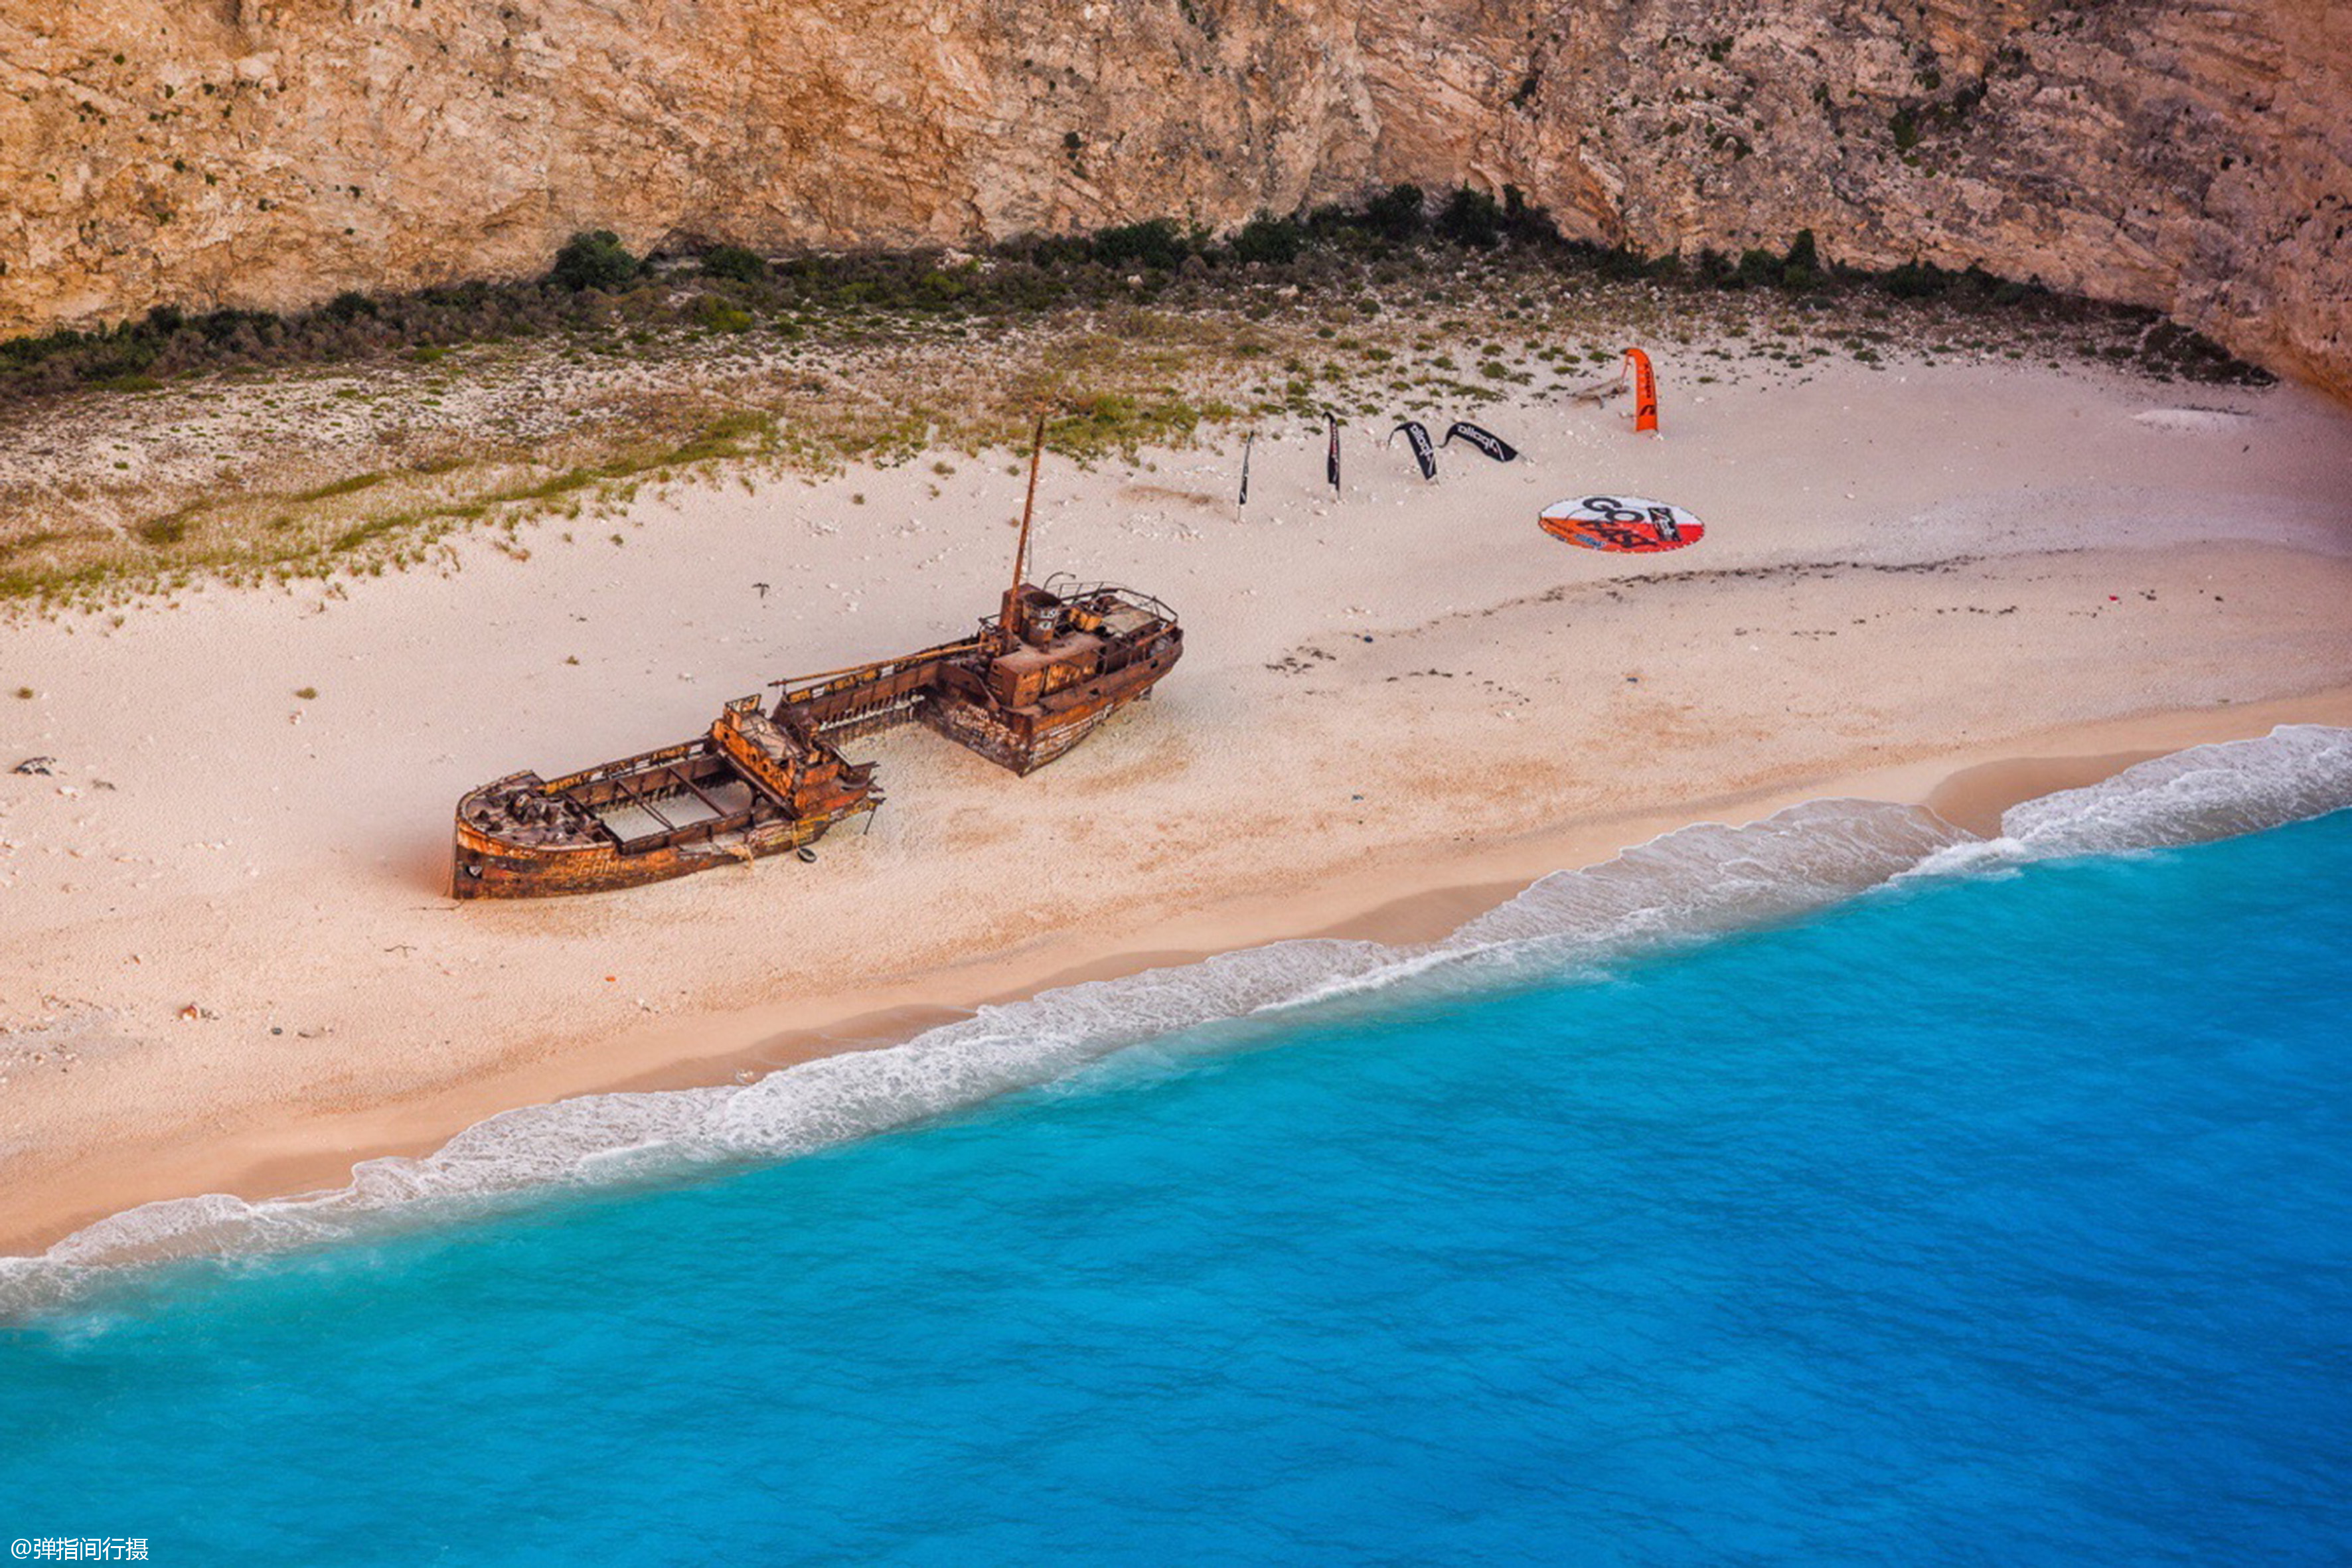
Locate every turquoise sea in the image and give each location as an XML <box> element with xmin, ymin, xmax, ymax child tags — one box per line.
<box><xmin>3</xmin><ymin>729</ymin><xmax>2349</xmax><ymax>1566</ymax></box>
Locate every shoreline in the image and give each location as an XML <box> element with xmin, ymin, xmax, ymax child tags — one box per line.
<box><xmin>5</xmin><ymin>354</ymin><xmax>2348</xmax><ymax>1265</ymax></box>
<box><xmin>12</xmin><ymin>687</ymin><xmax>2349</xmax><ymax>1259</ymax></box>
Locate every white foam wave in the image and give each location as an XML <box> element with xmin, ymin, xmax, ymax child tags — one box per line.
<box><xmin>1909</xmin><ymin>724</ymin><xmax>2352</xmax><ymax>878</ymax></box>
<box><xmin>2001</xmin><ymin>724</ymin><xmax>2352</xmax><ymax>855</ymax></box>
<box><xmin>7</xmin><ymin>727</ymin><xmax>2347</xmax><ymax>1312</ymax></box>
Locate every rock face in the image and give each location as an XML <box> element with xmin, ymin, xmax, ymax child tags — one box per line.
<box><xmin>3</xmin><ymin>0</ymin><xmax>2345</xmax><ymax>393</ymax></box>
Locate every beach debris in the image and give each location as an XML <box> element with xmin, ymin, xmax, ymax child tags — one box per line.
<box><xmin>1441</xmin><ymin>421</ymin><xmax>1520</xmax><ymax>463</ymax></box>
<box><xmin>1566</xmin><ymin>377</ymin><xmax>1620</xmax><ymax>406</ymax></box>
<box><xmin>12</xmin><ymin>756</ymin><xmax>56</xmax><ymax>775</ymax></box>
<box><xmin>796</xmin><ymin>846</ymin><xmax>819</xmax><ymax>863</ymax></box>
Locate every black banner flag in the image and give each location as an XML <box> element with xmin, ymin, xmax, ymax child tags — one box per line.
<box><xmin>1441</xmin><ymin>421</ymin><xmax>1519</xmax><ymax>463</ymax></box>
<box><xmin>1237</xmin><ymin>431</ymin><xmax>1253</xmax><ymax>510</ymax></box>
<box><xmin>1387</xmin><ymin>420</ymin><xmax>1437</xmax><ymax>481</ymax></box>
<box><xmin>1325</xmin><ymin>412</ymin><xmax>1341</xmax><ymax>495</ymax></box>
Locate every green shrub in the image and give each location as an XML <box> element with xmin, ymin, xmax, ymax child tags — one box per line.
<box><xmin>915</xmin><ymin>268</ymin><xmax>968</xmax><ymax>305</ymax></box>
<box><xmin>1883</xmin><ymin>258</ymin><xmax>1952</xmax><ymax>298</ymax></box>
<box><xmin>548</xmin><ymin>230</ymin><xmax>641</xmax><ymax>291</ymax></box>
<box><xmin>694</xmin><ymin>299</ymin><xmax>756</xmax><ymax>333</ymax></box>
<box><xmin>1498</xmin><ymin>185</ymin><xmax>1553</xmax><ymax>242</ymax></box>
<box><xmin>700</xmin><ymin>245</ymin><xmax>769</xmax><ymax>283</ymax></box>
<box><xmin>1093</xmin><ymin>219</ymin><xmax>1191</xmax><ymax>271</ymax></box>
<box><xmin>1736</xmin><ymin>247</ymin><xmax>1782</xmax><ymax>289</ymax></box>
<box><xmin>1229</xmin><ymin>212</ymin><xmax>1307</xmax><ymax>266</ymax></box>
<box><xmin>196</xmin><ymin>308</ymin><xmax>279</xmax><ymax>344</ymax></box>
<box><xmin>324</xmin><ymin>289</ymin><xmax>376</xmax><ymax>321</ymax></box>
<box><xmin>1780</xmin><ymin>228</ymin><xmax>1822</xmax><ymax>289</ymax></box>
<box><xmin>1365</xmin><ymin>183</ymin><xmax>1425</xmax><ymax>240</ymax></box>
<box><xmin>1436</xmin><ymin>187</ymin><xmax>1504</xmax><ymax>248</ymax></box>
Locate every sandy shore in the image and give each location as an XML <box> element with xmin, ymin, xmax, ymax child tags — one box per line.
<box><xmin>3</xmin><ymin>355</ymin><xmax>2349</xmax><ymax>1255</ymax></box>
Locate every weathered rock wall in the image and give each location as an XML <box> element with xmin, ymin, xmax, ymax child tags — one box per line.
<box><xmin>3</xmin><ymin>0</ymin><xmax>2345</xmax><ymax>393</ymax></box>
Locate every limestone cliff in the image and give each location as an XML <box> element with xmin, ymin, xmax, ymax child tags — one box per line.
<box><xmin>2</xmin><ymin>0</ymin><xmax>2345</xmax><ymax>394</ymax></box>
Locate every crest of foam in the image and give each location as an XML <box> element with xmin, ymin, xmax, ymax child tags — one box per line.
<box><xmin>1909</xmin><ymin>725</ymin><xmax>2352</xmax><ymax>878</ymax></box>
<box><xmin>2001</xmin><ymin>724</ymin><xmax>2352</xmax><ymax>856</ymax></box>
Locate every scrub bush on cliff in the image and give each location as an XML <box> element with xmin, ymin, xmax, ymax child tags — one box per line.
<box><xmin>1364</xmin><ymin>183</ymin><xmax>1426</xmax><ymax>241</ymax></box>
<box><xmin>1093</xmin><ymin>219</ymin><xmax>1196</xmax><ymax>272</ymax></box>
<box><xmin>700</xmin><ymin>245</ymin><xmax>769</xmax><ymax>284</ymax></box>
<box><xmin>1227</xmin><ymin>213</ymin><xmax>1307</xmax><ymax>266</ymax></box>
<box><xmin>1780</xmin><ymin>230</ymin><xmax>1823</xmax><ymax>291</ymax></box>
<box><xmin>549</xmin><ymin>230</ymin><xmax>641</xmax><ymax>291</ymax></box>
<box><xmin>1435</xmin><ymin>187</ymin><xmax>1504</xmax><ymax>248</ymax></box>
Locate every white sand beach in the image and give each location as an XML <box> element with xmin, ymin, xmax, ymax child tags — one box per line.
<box><xmin>3</xmin><ymin>356</ymin><xmax>2349</xmax><ymax>1252</ymax></box>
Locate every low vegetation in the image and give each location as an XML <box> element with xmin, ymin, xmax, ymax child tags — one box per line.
<box><xmin>0</xmin><ymin>185</ymin><xmax>2272</xmax><ymax>611</ymax></box>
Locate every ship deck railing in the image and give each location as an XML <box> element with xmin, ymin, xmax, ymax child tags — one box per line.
<box><xmin>540</xmin><ymin>738</ymin><xmax>708</xmax><ymax>798</ymax></box>
<box><xmin>769</xmin><ymin>637</ymin><xmax>980</xmax><ymax>707</ymax></box>
<box><xmin>1036</xmin><ymin>577</ymin><xmax>1179</xmax><ymax>625</ymax></box>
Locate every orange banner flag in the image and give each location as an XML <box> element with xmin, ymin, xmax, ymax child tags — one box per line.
<box><xmin>1624</xmin><ymin>347</ymin><xmax>1659</xmax><ymax>434</ymax></box>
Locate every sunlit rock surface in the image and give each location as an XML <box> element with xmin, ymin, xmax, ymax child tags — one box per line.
<box><xmin>2</xmin><ymin>0</ymin><xmax>2343</xmax><ymax>392</ymax></box>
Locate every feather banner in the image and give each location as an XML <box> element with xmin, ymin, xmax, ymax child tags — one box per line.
<box><xmin>1387</xmin><ymin>420</ymin><xmax>1437</xmax><ymax>481</ymax></box>
<box><xmin>1441</xmin><ymin>421</ymin><xmax>1519</xmax><ymax>462</ymax></box>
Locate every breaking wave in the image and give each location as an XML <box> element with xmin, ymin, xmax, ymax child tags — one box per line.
<box><xmin>1910</xmin><ymin>723</ymin><xmax>2352</xmax><ymax>878</ymax></box>
<box><xmin>6</xmin><ymin>724</ymin><xmax>2347</xmax><ymax>1313</ymax></box>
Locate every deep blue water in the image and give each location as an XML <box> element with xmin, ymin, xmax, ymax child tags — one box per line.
<box><xmin>5</xmin><ymin>811</ymin><xmax>2349</xmax><ymax>1567</ymax></box>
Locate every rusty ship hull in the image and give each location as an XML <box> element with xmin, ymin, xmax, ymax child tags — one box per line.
<box><xmin>451</xmin><ymin>416</ymin><xmax>1178</xmax><ymax>900</ymax></box>
<box><xmin>451</xmin><ymin>584</ymin><xmax>1178</xmax><ymax>899</ymax></box>
<box><xmin>916</xmin><ymin>617</ymin><xmax>1179</xmax><ymax>775</ymax></box>
<box><xmin>453</xmin><ymin>699</ymin><xmax>880</xmax><ymax>900</ymax></box>
<box><xmin>454</xmin><ymin>786</ymin><xmax>866</xmax><ymax>899</ymax></box>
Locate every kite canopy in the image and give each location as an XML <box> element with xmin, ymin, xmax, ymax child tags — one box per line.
<box><xmin>1539</xmin><ymin>495</ymin><xmax>1705</xmax><ymax>553</ymax></box>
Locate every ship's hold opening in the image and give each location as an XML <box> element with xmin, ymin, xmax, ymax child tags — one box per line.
<box><xmin>595</xmin><ymin>774</ymin><xmax>755</xmax><ymax>843</ymax></box>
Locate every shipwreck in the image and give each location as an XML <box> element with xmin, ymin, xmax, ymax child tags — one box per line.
<box><xmin>451</xmin><ymin>421</ymin><xmax>1183</xmax><ymax>899</ymax></box>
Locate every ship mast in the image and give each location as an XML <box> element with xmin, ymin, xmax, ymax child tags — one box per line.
<box><xmin>1004</xmin><ymin>410</ymin><xmax>1046</xmax><ymax>643</ymax></box>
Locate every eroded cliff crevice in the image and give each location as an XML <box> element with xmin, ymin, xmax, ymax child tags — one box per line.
<box><xmin>2</xmin><ymin>0</ymin><xmax>2344</xmax><ymax>394</ymax></box>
